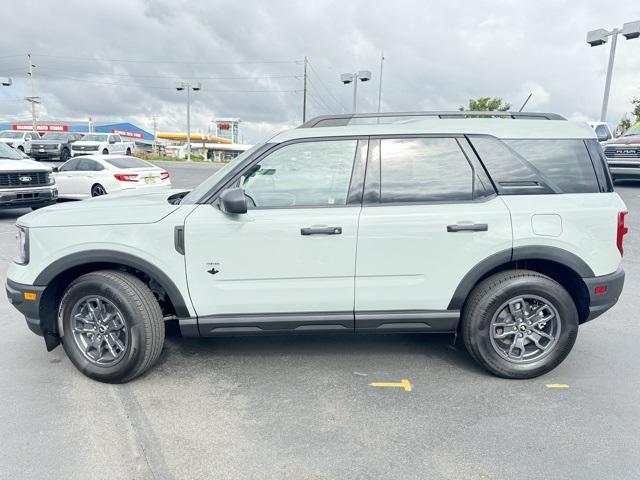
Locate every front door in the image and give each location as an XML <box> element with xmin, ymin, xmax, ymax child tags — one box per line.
<box><xmin>184</xmin><ymin>138</ymin><xmax>366</xmax><ymax>335</ymax></box>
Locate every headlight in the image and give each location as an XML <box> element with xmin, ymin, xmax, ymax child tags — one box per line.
<box><xmin>47</xmin><ymin>172</ymin><xmax>55</xmax><ymax>185</ymax></box>
<box><xmin>15</xmin><ymin>226</ymin><xmax>29</xmax><ymax>265</ymax></box>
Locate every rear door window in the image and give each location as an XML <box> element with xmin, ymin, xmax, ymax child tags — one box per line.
<box><xmin>378</xmin><ymin>137</ymin><xmax>476</xmax><ymax>203</ymax></box>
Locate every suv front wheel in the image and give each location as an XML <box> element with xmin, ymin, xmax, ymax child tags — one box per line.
<box><xmin>59</xmin><ymin>270</ymin><xmax>165</xmax><ymax>383</ymax></box>
<box><xmin>461</xmin><ymin>270</ymin><xmax>578</xmax><ymax>379</ymax></box>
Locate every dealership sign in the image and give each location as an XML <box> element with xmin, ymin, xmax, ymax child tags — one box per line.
<box><xmin>13</xmin><ymin>124</ymin><xmax>68</xmax><ymax>132</ymax></box>
<box><xmin>112</xmin><ymin>129</ymin><xmax>143</xmax><ymax>139</ymax></box>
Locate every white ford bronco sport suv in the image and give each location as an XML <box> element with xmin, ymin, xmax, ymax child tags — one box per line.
<box><xmin>5</xmin><ymin>111</ymin><xmax>627</xmax><ymax>383</ymax></box>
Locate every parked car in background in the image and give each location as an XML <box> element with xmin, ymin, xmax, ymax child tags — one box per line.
<box><xmin>0</xmin><ymin>142</ymin><xmax>57</xmax><ymax>210</ymax></box>
<box><xmin>71</xmin><ymin>133</ymin><xmax>134</xmax><ymax>157</ymax></box>
<box><xmin>53</xmin><ymin>155</ymin><xmax>170</xmax><ymax>199</ymax></box>
<box><xmin>5</xmin><ymin>111</ymin><xmax>626</xmax><ymax>383</ymax></box>
<box><xmin>30</xmin><ymin>132</ymin><xmax>84</xmax><ymax>162</ymax></box>
<box><xmin>603</xmin><ymin>123</ymin><xmax>640</xmax><ymax>181</ymax></box>
<box><xmin>0</xmin><ymin>130</ymin><xmax>41</xmax><ymax>154</ymax></box>
<box><xmin>588</xmin><ymin>122</ymin><xmax>614</xmax><ymax>144</ymax></box>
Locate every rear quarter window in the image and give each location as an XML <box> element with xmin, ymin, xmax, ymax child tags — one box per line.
<box><xmin>505</xmin><ymin>139</ymin><xmax>600</xmax><ymax>193</ymax></box>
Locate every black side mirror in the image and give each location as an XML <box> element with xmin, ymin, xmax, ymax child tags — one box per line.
<box><xmin>219</xmin><ymin>187</ymin><xmax>247</xmax><ymax>214</ymax></box>
<box><xmin>52</xmin><ymin>166</ymin><xmax>59</xmax><ymax>173</ymax></box>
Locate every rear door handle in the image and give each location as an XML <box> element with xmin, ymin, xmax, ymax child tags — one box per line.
<box><xmin>447</xmin><ymin>223</ymin><xmax>488</xmax><ymax>232</ymax></box>
<box><xmin>301</xmin><ymin>226</ymin><xmax>342</xmax><ymax>236</ymax></box>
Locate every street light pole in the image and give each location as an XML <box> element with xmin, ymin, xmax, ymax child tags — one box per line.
<box><xmin>176</xmin><ymin>81</ymin><xmax>201</xmax><ymax>162</ymax></box>
<box><xmin>340</xmin><ymin>70</ymin><xmax>372</xmax><ymax>114</ymax></box>
<box><xmin>601</xmin><ymin>28</ymin><xmax>619</xmax><ymax>123</ymax></box>
<box><xmin>587</xmin><ymin>21</ymin><xmax>640</xmax><ymax>122</ymax></box>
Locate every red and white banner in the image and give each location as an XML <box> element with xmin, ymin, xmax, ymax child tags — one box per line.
<box><xmin>112</xmin><ymin>129</ymin><xmax>143</xmax><ymax>139</ymax></box>
<box><xmin>13</xmin><ymin>124</ymin><xmax>68</xmax><ymax>132</ymax></box>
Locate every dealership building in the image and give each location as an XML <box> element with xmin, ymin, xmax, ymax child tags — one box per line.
<box><xmin>0</xmin><ymin>120</ymin><xmax>155</xmax><ymax>151</ymax></box>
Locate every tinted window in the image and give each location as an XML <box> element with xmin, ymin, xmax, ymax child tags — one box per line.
<box><xmin>77</xmin><ymin>159</ymin><xmax>103</xmax><ymax>171</ymax></box>
<box><xmin>241</xmin><ymin>140</ymin><xmax>357</xmax><ymax>208</ymax></box>
<box><xmin>105</xmin><ymin>157</ymin><xmax>151</xmax><ymax>169</ymax></box>
<box><xmin>379</xmin><ymin>138</ymin><xmax>473</xmax><ymax>203</ymax></box>
<box><xmin>505</xmin><ymin>139</ymin><xmax>599</xmax><ymax>193</ymax></box>
<box><xmin>594</xmin><ymin>125</ymin><xmax>609</xmax><ymax>139</ymax></box>
<box><xmin>60</xmin><ymin>159</ymin><xmax>80</xmax><ymax>171</ymax></box>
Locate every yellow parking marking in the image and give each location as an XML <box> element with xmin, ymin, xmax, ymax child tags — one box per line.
<box><xmin>546</xmin><ymin>384</ymin><xmax>569</xmax><ymax>389</ymax></box>
<box><xmin>369</xmin><ymin>379</ymin><xmax>412</xmax><ymax>392</ymax></box>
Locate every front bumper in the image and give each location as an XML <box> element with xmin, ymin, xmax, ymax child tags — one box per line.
<box><xmin>0</xmin><ymin>186</ymin><xmax>57</xmax><ymax>209</ymax></box>
<box><xmin>6</xmin><ymin>279</ymin><xmax>46</xmax><ymax>336</ymax></box>
<box><xmin>31</xmin><ymin>150</ymin><xmax>61</xmax><ymax>160</ymax></box>
<box><xmin>583</xmin><ymin>267</ymin><xmax>625</xmax><ymax>322</ymax></box>
<box><xmin>609</xmin><ymin>165</ymin><xmax>640</xmax><ymax>179</ymax></box>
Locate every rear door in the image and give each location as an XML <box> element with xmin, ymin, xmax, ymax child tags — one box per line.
<box><xmin>354</xmin><ymin>136</ymin><xmax>513</xmax><ymax>332</ymax></box>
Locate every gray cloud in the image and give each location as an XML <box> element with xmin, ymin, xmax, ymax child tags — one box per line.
<box><xmin>0</xmin><ymin>0</ymin><xmax>638</xmax><ymax>143</ymax></box>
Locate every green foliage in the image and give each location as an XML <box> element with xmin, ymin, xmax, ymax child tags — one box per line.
<box><xmin>617</xmin><ymin>115</ymin><xmax>632</xmax><ymax>135</ymax></box>
<box><xmin>459</xmin><ymin>97</ymin><xmax>511</xmax><ymax>112</ymax></box>
<box><xmin>617</xmin><ymin>97</ymin><xmax>640</xmax><ymax>135</ymax></box>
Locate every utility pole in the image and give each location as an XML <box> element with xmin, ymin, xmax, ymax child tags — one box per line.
<box><xmin>26</xmin><ymin>53</ymin><xmax>40</xmax><ymax>132</ymax></box>
<box><xmin>302</xmin><ymin>56</ymin><xmax>308</xmax><ymax>123</ymax></box>
<box><xmin>377</xmin><ymin>51</ymin><xmax>384</xmax><ymax>113</ymax></box>
<box><xmin>152</xmin><ymin>115</ymin><xmax>158</xmax><ymax>155</ymax></box>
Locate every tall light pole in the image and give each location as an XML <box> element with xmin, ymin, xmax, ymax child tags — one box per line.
<box><xmin>26</xmin><ymin>53</ymin><xmax>40</xmax><ymax>132</ymax></box>
<box><xmin>587</xmin><ymin>21</ymin><xmax>640</xmax><ymax>122</ymax></box>
<box><xmin>340</xmin><ymin>70</ymin><xmax>372</xmax><ymax>113</ymax></box>
<box><xmin>176</xmin><ymin>81</ymin><xmax>201</xmax><ymax>162</ymax></box>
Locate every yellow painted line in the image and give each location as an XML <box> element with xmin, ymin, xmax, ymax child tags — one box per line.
<box><xmin>369</xmin><ymin>379</ymin><xmax>412</xmax><ymax>392</ymax></box>
<box><xmin>546</xmin><ymin>384</ymin><xmax>569</xmax><ymax>389</ymax></box>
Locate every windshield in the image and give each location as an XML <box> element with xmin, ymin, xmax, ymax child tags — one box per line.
<box><xmin>181</xmin><ymin>144</ymin><xmax>263</xmax><ymax>204</ymax></box>
<box><xmin>42</xmin><ymin>133</ymin><xmax>67</xmax><ymax>140</ymax></box>
<box><xmin>623</xmin><ymin>127</ymin><xmax>640</xmax><ymax>137</ymax></box>
<box><xmin>0</xmin><ymin>142</ymin><xmax>25</xmax><ymax>160</ymax></box>
<box><xmin>0</xmin><ymin>131</ymin><xmax>24</xmax><ymax>139</ymax></box>
<box><xmin>81</xmin><ymin>134</ymin><xmax>108</xmax><ymax>141</ymax></box>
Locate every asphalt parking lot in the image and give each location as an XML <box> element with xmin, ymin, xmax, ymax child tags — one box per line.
<box><xmin>1</xmin><ymin>163</ymin><xmax>639</xmax><ymax>480</ymax></box>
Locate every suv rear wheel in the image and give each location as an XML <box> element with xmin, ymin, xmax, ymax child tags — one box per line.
<box><xmin>59</xmin><ymin>270</ymin><xmax>165</xmax><ymax>383</ymax></box>
<box><xmin>461</xmin><ymin>270</ymin><xmax>578</xmax><ymax>379</ymax></box>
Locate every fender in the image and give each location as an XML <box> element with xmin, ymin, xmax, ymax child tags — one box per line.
<box><xmin>447</xmin><ymin>246</ymin><xmax>594</xmax><ymax>310</ymax></box>
<box><xmin>34</xmin><ymin>249</ymin><xmax>191</xmax><ymax>317</ymax></box>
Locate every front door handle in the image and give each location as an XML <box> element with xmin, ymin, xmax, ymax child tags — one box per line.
<box><xmin>447</xmin><ymin>223</ymin><xmax>488</xmax><ymax>232</ymax></box>
<box><xmin>301</xmin><ymin>226</ymin><xmax>342</xmax><ymax>236</ymax></box>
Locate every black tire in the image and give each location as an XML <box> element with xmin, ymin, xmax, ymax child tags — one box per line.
<box><xmin>59</xmin><ymin>270</ymin><xmax>165</xmax><ymax>383</ymax></box>
<box><xmin>126</xmin><ymin>148</ymin><xmax>131</xmax><ymax>155</ymax></box>
<box><xmin>102</xmin><ymin>148</ymin><xmax>109</xmax><ymax>155</ymax></box>
<box><xmin>60</xmin><ymin>148</ymin><xmax>70</xmax><ymax>162</ymax></box>
<box><xmin>461</xmin><ymin>269</ymin><xmax>578</xmax><ymax>379</ymax></box>
<box><xmin>17</xmin><ymin>146</ymin><xmax>24</xmax><ymax>152</ymax></box>
<box><xmin>91</xmin><ymin>183</ymin><xmax>107</xmax><ymax>197</ymax></box>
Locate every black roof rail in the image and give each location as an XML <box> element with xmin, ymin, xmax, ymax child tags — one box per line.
<box><xmin>300</xmin><ymin>111</ymin><xmax>567</xmax><ymax>128</ymax></box>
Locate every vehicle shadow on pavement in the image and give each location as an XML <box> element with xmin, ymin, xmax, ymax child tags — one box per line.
<box><xmin>0</xmin><ymin>209</ymin><xmax>30</xmax><ymax>221</ymax></box>
<box><xmin>158</xmin><ymin>325</ymin><xmax>484</xmax><ymax>376</ymax></box>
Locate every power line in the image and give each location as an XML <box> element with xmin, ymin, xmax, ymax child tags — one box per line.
<box><xmin>307</xmin><ymin>91</ymin><xmax>334</xmax><ymax>114</ymax></box>
<box><xmin>37</xmin><ymin>72</ymin><xmax>301</xmax><ymax>93</ymax></box>
<box><xmin>307</xmin><ymin>77</ymin><xmax>342</xmax><ymax>114</ymax></box>
<box><xmin>34</xmin><ymin>66</ymin><xmax>300</xmax><ymax>81</ymax></box>
<box><xmin>306</xmin><ymin>60</ymin><xmax>347</xmax><ymax>112</ymax></box>
<box><xmin>33</xmin><ymin>53</ymin><xmax>301</xmax><ymax>66</ymax></box>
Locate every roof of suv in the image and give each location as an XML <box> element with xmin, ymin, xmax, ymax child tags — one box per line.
<box><xmin>272</xmin><ymin>112</ymin><xmax>596</xmax><ymax>143</ymax></box>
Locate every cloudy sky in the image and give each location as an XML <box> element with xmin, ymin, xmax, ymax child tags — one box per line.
<box><xmin>0</xmin><ymin>0</ymin><xmax>639</xmax><ymax>143</ymax></box>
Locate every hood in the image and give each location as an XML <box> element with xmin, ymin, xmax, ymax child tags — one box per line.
<box><xmin>0</xmin><ymin>158</ymin><xmax>52</xmax><ymax>172</ymax></box>
<box><xmin>18</xmin><ymin>189</ymin><xmax>190</xmax><ymax>228</ymax></box>
<box><xmin>605</xmin><ymin>135</ymin><xmax>640</xmax><ymax>146</ymax></box>
<box><xmin>31</xmin><ymin>139</ymin><xmax>62</xmax><ymax>146</ymax></box>
<box><xmin>0</xmin><ymin>138</ymin><xmax>18</xmax><ymax>143</ymax></box>
<box><xmin>74</xmin><ymin>141</ymin><xmax>104</xmax><ymax>146</ymax></box>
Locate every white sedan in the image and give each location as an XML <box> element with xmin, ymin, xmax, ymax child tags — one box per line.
<box><xmin>53</xmin><ymin>155</ymin><xmax>171</xmax><ymax>199</ymax></box>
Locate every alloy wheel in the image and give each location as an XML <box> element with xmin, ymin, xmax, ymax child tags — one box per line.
<box><xmin>489</xmin><ymin>295</ymin><xmax>561</xmax><ymax>363</ymax></box>
<box><xmin>70</xmin><ymin>296</ymin><xmax>129</xmax><ymax>367</ymax></box>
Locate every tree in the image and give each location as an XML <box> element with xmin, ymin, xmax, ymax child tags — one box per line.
<box><xmin>617</xmin><ymin>114</ymin><xmax>632</xmax><ymax>135</ymax></box>
<box><xmin>459</xmin><ymin>97</ymin><xmax>511</xmax><ymax>112</ymax></box>
<box><xmin>616</xmin><ymin>97</ymin><xmax>640</xmax><ymax>135</ymax></box>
